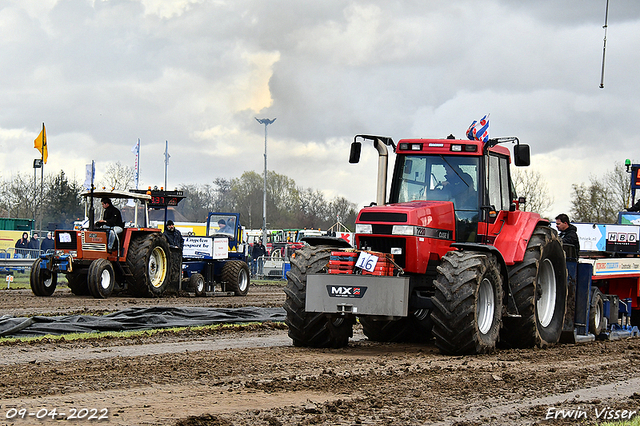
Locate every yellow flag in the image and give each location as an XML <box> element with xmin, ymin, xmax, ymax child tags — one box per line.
<box><xmin>34</xmin><ymin>123</ymin><xmax>48</xmax><ymax>164</ymax></box>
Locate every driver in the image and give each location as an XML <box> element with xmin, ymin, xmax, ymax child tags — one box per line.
<box><xmin>437</xmin><ymin>167</ymin><xmax>474</xmax><ymax>206</ymax></box>
<box><xmin>95</xmin><ymin>197</ymin><xmax>124</xmax><ymax>250</ymax></box>
<box><xmin>217</xmin><ymin>219</ymin><xmax>234</xmax><ymax>235</ymax></box>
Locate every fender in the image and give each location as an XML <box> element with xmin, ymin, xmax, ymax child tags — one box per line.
<box><xmin>492</xmin><ymin>210</ymin><xmax>549</xmax><ymax>264</ymax></box>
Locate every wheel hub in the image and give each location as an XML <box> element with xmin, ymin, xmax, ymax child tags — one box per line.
<box><xmin>477</xmin><ymin>278</ymin><xmax>495</xmax><ymax>335</ymax></box>
<box><xmin>536</xmin><ymin>258</ymin><xmax>557</xmax><ymax>328</ymax></box>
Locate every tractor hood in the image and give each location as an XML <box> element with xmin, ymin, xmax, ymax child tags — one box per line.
<box><xmin>356</xmin><ymin>200</ymin><xmax>456</xmax><ymax>233</ymax></box>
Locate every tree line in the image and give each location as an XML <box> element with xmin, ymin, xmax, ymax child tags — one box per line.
<box><xmin>0</xmin><ymin>163</ymin><xmax>358</xmax><ymax>232</ymax></box>
<box><xmin>1</xmin><ymin>160</ymin><xmax>630</xmax><ymax>232</ymax></box>
<box><xmin>513</xmin><ymin>161</ymin><xmax>632</xmax><ymax>223</ymax></box>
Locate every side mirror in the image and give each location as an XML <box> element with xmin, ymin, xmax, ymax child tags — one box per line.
<box><xmin>513</xmin><ymin>144</ymin><xmax>530</xmax><ymax>167</ymax></box>
<box><xmin>349</xmin><ymin>141</ymin><xmax>362</xmax><ymax>164</ymax></box>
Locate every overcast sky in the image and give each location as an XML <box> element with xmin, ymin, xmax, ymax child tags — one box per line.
<box><xmin>2</xmin><ymin>0</ymin><xmax>640</xmax><ymax>221</ymax></box>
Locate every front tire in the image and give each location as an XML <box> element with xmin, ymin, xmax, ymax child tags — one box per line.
<box><xmin>283</xmin><ymin>245</ymin><xmax>354</xmax><ymax>348</ymax></box>
<box><xmin>87</xmin><ymin>258</ymin><xmax>115</xmax><ymax>299</ymax></box>
<box><xmin>30</xmin><ymin>258</ymin><xmax>57</xmax><ymax>297</ymax></box>
<box><xmin>222</xmin><ymin>261</ymin><xmax>250</xmax><ymax>296</ymax></box>
<box><xmin>127</xmin><ymin>234</ymin><xmax>170</xmax><ymax>297</ymax></box>
<box><xmin>503</xmin><ymin>226</ymin><xmax>568</xmax><ymax>348</ymax></box>
<box><xmin>431</xmin><ymin>251</ymin><xmax>503</xmax><ymax>355</ymax></box>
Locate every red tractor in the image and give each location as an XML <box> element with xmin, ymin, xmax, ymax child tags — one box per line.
<box><xmin>284</xmin><ymin>134</ymin><xmax>568</xmax><ymax>355</ymax></box>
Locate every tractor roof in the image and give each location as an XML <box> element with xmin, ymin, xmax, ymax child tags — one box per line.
<box><xmin>80</xmin><ymin>189</ymin><xmax>152</xmax><ymax>201</ymax></box>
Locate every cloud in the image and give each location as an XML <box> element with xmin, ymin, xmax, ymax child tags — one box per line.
<box><xmin>1</xmin><ymin>0</ymin><xmax>640</xmax><ymax>221</ymax></box>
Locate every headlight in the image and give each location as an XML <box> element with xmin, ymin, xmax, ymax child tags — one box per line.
<box><xmin>390</xmin><ymin>247</ymin><xmax>403</xmax><ymax>255</ymax></box>
<box><xmin>356</xmin><ymin>224</ymin><xmax>373</xmax><ymax>234</ymax></box>
<box><xmin>392</xmin><ymin>225</ymin><xmax>415</xmax><ymax>235</ymax></box>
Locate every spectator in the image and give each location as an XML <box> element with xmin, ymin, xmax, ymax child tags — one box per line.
<box><xmin>95</xmin><ymin>197</ymin><xmax>124</xmax><ymax>250</ymax></box>
<box><xmin>252</xmin><ymin>238</ymin><xmax>266</xmax><ymax>277</ymax></box>
<box><xmin>28</xmin><ymin>233</ymin><xmax>40</xmax><ymax>257</ymax></box>
<box><xmin>163</xmin><ymin>220</ymin><xmax>184</xmax><ymax>250</ymax></box>
<box><xmin>14</xmin><ymin>232</ymin><xmax>29</xmax><ymax>257</ymax></box>
<box><xmin>555</xmin><ymin>213</ymin><xmax>580</xmax><ymax>252</ymax></box>
<box><xmin>41</xmin><ymin>232</ymin><xmax>55</xmax><ymax>253</ymax></box>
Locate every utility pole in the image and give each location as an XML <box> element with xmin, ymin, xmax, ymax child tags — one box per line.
<box><xmin>255</xmin><ymin>117</ymin><xmax>276</xmax><ymax>248</ymax></box>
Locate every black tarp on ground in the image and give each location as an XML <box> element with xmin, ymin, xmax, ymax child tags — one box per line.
<box><xmin>0</xmin><ymin>306</ymin><xmax>287</xmax><ymax>338</ymax></box>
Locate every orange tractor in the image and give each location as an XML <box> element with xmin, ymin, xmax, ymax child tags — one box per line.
<box><xmin>30</xmin><ymin>189</ymin><xmax>183</xmax><ymax>298</ymax></box>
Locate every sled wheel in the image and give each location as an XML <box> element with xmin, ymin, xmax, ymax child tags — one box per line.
<box><xmin>283</xmin><ymin>245</ymin><xmax>354</xmax><ymax>348</ymax></box>
<box><xmin>87</xmin><ymin>258</ymin><xmax>115</xmax><ymax>299</ymax></box>
<box><xmin>503</xmin><ymin>226</ymin><xmax>568</xmax><ymax>348</ymax></box>
<box><xmin>190</xmin><ymin>273</ymin><xmax>206</xmax><ymax>297</ymax></box>
<box><xmin>431</xmin><ymin>251</ymin><xmax>503</xmax><ymax>355</ymax></box>
<box><xmin>30</xmin><ymin>258</ymin><xmax>57</xmax><ymax>297</ymax></box>
<box><xmin>589</xmin><ymin>287</ymin><xmax>605</xmax><ymax>336</ymax></box>
<box><xmin>222</xmin><ymin>261</ymin><xmax>250</xmax><ymax>296</ymax></box>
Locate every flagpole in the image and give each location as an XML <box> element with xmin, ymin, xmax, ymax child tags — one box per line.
<box><xmin>164</xmin><ymin>140</ymin><xmax>169</xmax><ymax>190</ymax></box>
<box><xmin>39</xmin><ymin>123</ymin><xmax>44</xmax><ymax>232</ymax></box>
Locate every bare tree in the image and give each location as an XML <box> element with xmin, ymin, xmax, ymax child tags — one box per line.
<box><xmin>512</xmin><ymin>168</ymin><xmax>554</xmax><ymax>216</ymax></box>
<box><xmin>605</xmin><ymin>162</ymin><xmax>631</xmax><ymax>211</ymax></box>
<box><xmin>100</xmin><ymin>162</ymin><xmax>134</xmax><ymax>192</ymax></box>
<box><xmin>570</xmin><ymin>162</ymin><xmax>634</xmax><ymax>223</ymax></box>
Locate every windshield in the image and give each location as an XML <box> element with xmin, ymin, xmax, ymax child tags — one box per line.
<box><xmin>208</xmin><ymin>214</ymin><xmax>237</xmax><ymax>237</ymax></box>
<box><xmin>392</xmin><ymin>155</ymin><xmax>480</xmax><ymax>211</ymax></box>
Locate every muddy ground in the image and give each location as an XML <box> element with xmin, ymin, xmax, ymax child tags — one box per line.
<box><xmin>1</xmin><ymin>283</ymin><xmax>640</xmax><ymax>426</ymax></box>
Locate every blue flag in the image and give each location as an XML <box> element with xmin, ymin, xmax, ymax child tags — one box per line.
<box><xmin>466</xmin><ymin>114</ymin><xmax>490</xmax><ymax>143</ymax></box>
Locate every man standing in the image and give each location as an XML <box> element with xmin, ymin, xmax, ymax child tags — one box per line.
<box><xmin>95</xmin><ymin>197</ymin><xmax>124</xmax><ymax>250</ymax></box>
<box><xmin>252</xmin><ymin>238</ymin><xmax>266</xmax><ymax>277</ymax></box>
<box><xmin>163</xmin><ymin>220</ymin><xmax>184</xmax><ymax>250</ymax></box>
<box><xmin>41</xmin><ymin>232</ymin><xmax>55</xmax><ymax>253</ymax></box>
<box><xmin>28</xmin><ymin>233</ymin><xmax>40</xmax><ymax>257</ymax></box>
<box><xmin>555</xmin><ymin>213</ymin><xmax>580</xmax><ymax>253</ymax></box>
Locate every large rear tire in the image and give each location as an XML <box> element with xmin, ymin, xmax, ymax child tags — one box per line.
<box><xmin>283</xmin><ymin>245</ymin><xmax>354</xmax><ymax>348</ymax></box>
<box><xmin>87</xmin><ymin>258</ymin><xmax>115</xmax><ymax>299</ymax></box>
<box><xmin>431</xmin><ymin>251</ymin><xmax>503</xmax><ymax>355</ymax></box>
<box><xmin>126</xmin><ymin>234</ymin><xmax>170</xmax><ymax>297</ymax></box>
<box><xmin>30</xmin><ymin>258</ymin><xmax>57</xmax><ymax>297</ymax></box>
<box><xmin>222</xmin><ymin>261</ymin><xmax>250</xmax><ymax>296</ymax></box>
<box><xmin>66</xmin><ymin>272</ymin><xmax>90</xmax><ymax>295</ymax></box>
<box><xmin>502</xmin><ymin>226</ymin><xmax>568</xmax><ymax>348</ymax></box>
<box><xmin>360</xmin><ymin>309</ymin><xmax>433</xmax><ymax>343</ymax></box>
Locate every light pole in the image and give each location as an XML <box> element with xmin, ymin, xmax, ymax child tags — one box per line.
<box><xmin>255</xmin><ymin>117</ymin><xmax>276</xmax><ymax>249</ymax></box>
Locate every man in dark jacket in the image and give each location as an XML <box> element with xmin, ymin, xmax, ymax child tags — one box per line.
<box><xmin>163</xmin><ymin>220</ymin><xmax>184</xmax><ymax>250</ymax></box>
<box><xmin>251</xmin><ymin>239</ymin><xmax>266</xmax><ymax>277</ymax></box>
<box><xmin>41</xmin><ymin>232</ymin><xmax>55</xmax><ymax>253</ymax></box>
<box><xmin>95</xmin><ymin>197</ymin><xmax>124</xmax><ymax>249</ymax></box>
<box><xmin>28</xmin><ymin>233</ymin><xmax>40</xmax><ymax>257</ymax></box>
<box><xmin>555</xmin><ymin>213</ymin><xmax>580</xmax><ymax>252</ymax></box>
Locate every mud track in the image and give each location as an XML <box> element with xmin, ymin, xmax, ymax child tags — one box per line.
<box><xmin>1</xmin><ymin>284</ymin><xmax>639</xmax><ymax>426</ymax></box>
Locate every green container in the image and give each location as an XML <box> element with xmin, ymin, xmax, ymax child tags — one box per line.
<box><xmin>0</xmin><ymin>218</ymin><xmax>34</xmax><ymax>231</ymax></box>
